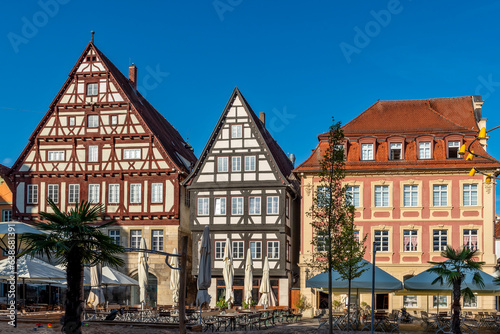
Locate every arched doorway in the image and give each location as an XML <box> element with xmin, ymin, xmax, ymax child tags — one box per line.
<box><xmin>130</xmin><ymin>272</ymin><xmax>158</xmax><ymax>306</ymax></box>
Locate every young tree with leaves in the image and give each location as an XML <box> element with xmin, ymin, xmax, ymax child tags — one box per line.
<box><xmin>21</xmin><ymin>200</ymin><xmax>124</xmax><ymax>334</ymax></box>
<box><xmin>308</xmin><ymin>118</ymin><xmax>366</xmax><ymax>333</ymax></box>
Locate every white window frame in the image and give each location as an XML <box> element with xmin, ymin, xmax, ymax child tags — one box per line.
<box><xmin>151</xmin><ymin>183</ymin><xmax>163</xmax><ymax>203</ymax></box>
<box><xmin>403</xmin><ymin>295</ymin><xmax>418</xmax><ymax>308</ymax></box>
<box><xmin>110</xmin><ymin>115</ymin><xmax>118</xmax><ymax>125</ymax></box>
<box><xmin>249</xmin><ymin>196</ymin><xmax>261</xmax><ymax>215</ymax></box>
<box><xmin>152</xmin><ymin>230</ymin><xmax>164</xmax><ymax>251</ymax></box>
<box><xmin>108</xmin><ymin>184</ymin><xmax>120</xmax><ymax>204</ymax></box>
<box><xmin>1</xmin><ymin>209</ymin><xmax>12</xmax><ymax>222</ymax></box>
<box><xmin>419</xmin><ymin>142</ymin><xmax>431</xmax><ymax>159</ymax></box>
<box><xmin>87</xmin><ymin>83</ymin><xmax>98</xmax><ymax>96</ymax></box>
<box><xmin>267</xmin><ymin>196</ymin><xmax>279</xmax><ymax>215</ymax></box>
<box><xmin>68</xmin><ymin>116</ymin><xmax>75</xmax><ymax>126</ymax></box>
<box><xmin>215</xmin><ymin>241</ymin><xmax>226</xmax><ymax>259</ymax></box>
<box><xmin>214</xmin><ymin>197</ymin><xmax>226</xmax><ymax>215</ymax></box>
<box><xmin>448</xmin><ymin>140</ymin><xmax>460</xmax><ymax>158</ymax></box>
<box><xmin>47</xmin><ymin>184</ymin><xmax>59</xmax><ymax>204</ymax></box>
<box><xmin>130</xmin><ymin>230</ymin><xmax>142</xmax><ymax>249</ymax></box>
<box><xmin>232</xmin><ymin>156</ymin><xmax>241</xmax><ymax>172</ymax></box>
<box><xmin>463</xmin><ymin>184</ymin><xmax>478</xmax><ymax>206</ymax></box>
<box><xmin>231</xmin><ymin>197</ymin><xmax>243</xmax><ymax>215</ymax></box>
<box><xmin>361</xmin><ymin>143</ymin><xmax>373</xmax><ymax>160</ymax></box>
<box><xmin>463</xmin><ymin>295</ymin><xmax>478</xmax><ymax>308</ymax></box>
<box><xmin>218</xmin><ymin>157</ymin><xmax>228</xmax><ymax>172</ymax></box>
<box><xmin>130</xmin><ymin>184</ymin><xmax>142</xmax><ymax>204</ymax></box>
<box><xmin>232</xmin><ymin>124</ymin><xmax>242</xmax><ymax>138</ymax></box>
<box><xmin>47</xmin><ymin>151</ymin><xmax>65</xmax><ymax>161</ymax></box>
<box><xmin>374</xmin><ymin>185</ymin><xmax>389</xmax><ymax>207</ymax></box>
<box><xmin>109</xmin><ymin>230</ymin><xmax>120</xmax><ymax>245</ymax></box>
<box><xmin>463</xmin><ymin>229</ymin><xmax>478</xmax><ymax>251</ymax></box>
<box><xmin>433</xmin><ymin>296</ymin><xmax>448</xmax><ymax>308</ymax></box>
<box><xmin>250</xmin><ymin>241</ymin><xmax>262</xmax><ymax>259</ymax></box>
<box><xmin>374</xmin><ymin>230</ymin><xmax>389</xmax><ymax>252</ymax></box>
<box><xmin>88</xmin><ymin>145</ymin><xmax>98</xmax><ymax>162</ymax></box>
<box><xmin>232</xmin><ymin>241</ymin><xmax>244</xmax><ymax>259</ymax></box>
<box><xmin>88</xmin><ymin>184</ymin><xmax>100</xmax><ymax>203</ymax></box>
<box><xmin>68</xmin><ymin>184</ymin><xmax>80</xmax><ymax>204</ymax></box>
<box><xmin>244</xmin><ymin>156</ymin><xmax>256</xmax><ymax>171</ymax></box>
<box><xmin>316</xmin><ymin>231</ymin><xmax>328</xmax><ymax>252</ymax></box>
<box><xmin>346</xmin><ymin>186</ymin><xmax>360</xmax><ymax>207</ymax></box>
<box><xmin>87</xmin><ymin>115</ymin><xmax>99</xmax><ymax>128</ymax></box>
<box><xmin>403</xmin><ymin>185</ymin><xmax>418</xmax><ymax>207</ymax></box>
<box><xmin>197</xmin><ymin>198</ymin><xmax>209</xmax><ymax>216</ymax></box>
<box><xmin>27</xmin><ymin>184</ymin><xmax>38</xmax><ymax>204</ymax></box>
<box><xmin>267</xmin><ymin>241</ymin><xmax>279</xmax><ymax>259</ymax></box>
<box><xmin>390</xmin><ymin>142</ymin><xmax>402</xmax><ymax>160</ymax></box>
<box><xmin>433</xmin><ymin>185</ymin><xmax>448</xmax><ymax>207</ymax></box>
<box><xmin>433</xmin><ymin>229</ymin><xmax>447</xmax><ymax>252</ymax></box>
<box><xmin>403</xmin><ymin>230</ymin><xmax>418</xmax><ymax>252</ymax></box>
<box><xmin>123</xmin><ymin>149</ymin><xmax>141</xmax><ymax>160</ymax></box>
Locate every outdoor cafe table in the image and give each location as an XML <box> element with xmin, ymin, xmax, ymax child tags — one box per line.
<box><xmin>217</xmin><ymin>312</ymin><xmax>245</xmax><ymax>331</ymax></box>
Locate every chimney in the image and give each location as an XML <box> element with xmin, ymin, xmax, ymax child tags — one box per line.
<box><xmin>259</xmin><ymin>112</ymin><xmax>266</xmax><ymax>127</ymax></box>
<box><xmin>129</xmin><ymin>64</ymin><xmax>137</xmax><ymax>89</ymax></box>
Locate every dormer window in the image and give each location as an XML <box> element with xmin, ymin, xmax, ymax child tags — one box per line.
<box><xmin>334</xmin><ymin>145</ymin><xmax>345</xmax><ymax>160</ymax></box>
<box><xmin>361</xmin><ymin>143</ymin><xmax>373</xmax><ymax>160</ymax></box>
<box><xmin>87</xmin><ymin>83</ymin><xmax>98</xmax><ymax>96</ymax></box>
<box><xmin>448</xmin><ymin>141</ymin><xmax>460</xmax><ymax>159</ymax></box>
<box><xmin>390</xmin><ymin>143</ymin><xmax>402</xmax><ymax>160</ymax></box>
<box><xmin>419</xmin><ymin>142</ymin><xmax>431</xmax><ymax>159</ymax></box>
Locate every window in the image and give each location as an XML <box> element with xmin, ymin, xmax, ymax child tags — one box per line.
<box><xmin>47</xmin><ymin>184</ymin><xmax>59</xmax><ymax>204</ymax></box>
<box><xmin>419</xmin><ymin>142</ymin><xmax>431</xmax><ymax>159</ymax></box>
<box><xmin>214</xmin><ymin>197</ymin><xmax>226</xmax><ymax>215</ymax></box>
<box><xmin>47</xmin><ymin>151</ymin><xmax>65</xmax><ymax>161</ymax></box>
<box><xmin>130</xmin><ymin>230</ymin><xmax>142</xmax><ymax>249</ymax></box>
<box><xmin>346</xmin><ymin>186</ymin><xmax>360</xmax><ymax>207</ymax></box>
<box><xmin>108</xmin><ymin>184</ymin><xmax>120</xmax><ymax>204</ymax></box>
<box><xmin>218</xmin><ymin>157</ymin><xmax>228</xmax><ymax>172</ymax></box>
<box><xmin>316</xmin><ymin>231</ymin><xmax>328</xmax><ymax>252</ymax></box>
<box><xmin>361</xmin><ymin>143</ymin><xmax>373</xmax><ymax>160</ymax></box>
<box><xmin>403</xmin><ymin>185</ymin><xmax>418</xmax><ymax>207</ymax></box>
<box><xmin>88</xmin><ymin>184</ymin><xmax>100</xmax><ymax>203</ymax></box>
<box><xmin>68</xmin><ymin>184</ymin><xmax>80</xmax><ymax>204</ymax></box>
<box><xmin>317</xmin><ymin>186</ymin><xmax>330</xmax><ymax>208</ymax></box>
<box><xmin>334</xmin><ymin>145</ymin><xmax>345</xmax><ymax>160</ymax></box>
<box><xmin>87</xmin><ymin>115</ymin><xmax>99</xmax><ymax>128</ymax></box>
<box><xmin>87</xmin><ymin>83</ymin><xmax>98</xmax><ymax>96</ymax></box>
<box><xmin>390</xmin><ymin>142</ymin><xmax>402</xmax><ymax>160</ymax></box>
<box><xmin>267</xmin><ymin>196</ymin><xmax>279</xmax><ymax>214</ymax></box>
<box><xmin>463</xmin><ymin>229</ymin><xmax>478</xmax><ymax>251</ymax></box>
<box><xmin>215</xmin><ymin>241</ymin><xmax>226</xmax><ymax>259</ymax></box>
<box><xmin>197</xmin><ymin>198</ymin><xmax>209</xmax><ymax>215</ymax></box>
<box><xmin>232</xmin><ymin>241</ymin><xmax>244</xmax><ymax>259</ymax></box>
<box><xmin>232</xmin><ymin>125</ymin><xmax>242</xmax><ymax>138</ymax></box>
<box><xmin>152</xmin><ymin>230</ymin><xmax>164</xmax><ymax>251</ymax></box>
<box><xmin>130</xmin><ymin>184</ymin><xmax>142</xmax><ymax>204</ymax></box>
<box><xmin>250</xmin><ymin>241</ymin><xmax>262</xmax><ymax>259</ymax></box>
<box><xmin>110</xmin><ymin>115</ymin><xmax>118</xmax><ymax>125</ymax></box>
<box><xmin>433</xmin><ymin>185</ymin><xmax>448</xmax><ymax>206</ymax></box>
<box><xmin>1</xmin><ymin>209</ymin><xmax>12</xmax><ymax>222</ymax></box>
<box><xmin>403</xmin><ymin>230</ymin><xmax>418</xmax><ymax>252</ymax></box>
<box><xmin>27</xmin><ymin>185</ymin><xmax>38</xmax><ymax>204</ymax></box>
<box><xmin>231</xmin><ymin>197</ymin><xmax>243</xmax><ymax>215</ymax></box>
<box><xmin>403</xmin><ymin>295</ymin><xmax>418</xmax><ymax>308</ymax></box>
<box><xmin>374</xmin><ymin>185</ymin><xmax>389</xmax><ymax>207</ymax></box>
<box><xmin>354</xmin><ymin>230</ymin><xmax>360</xmax><ymax>243</ymax></box>
<box><xmin>267</xmin><ymin>241</ymin><xmax>279</xmax><ymax>259</ymax></box>
<box><xmin>433</xmin><ymin>296</ymin><xmax>448</xmax><ymax>308</ymax></box>
<box><xmin>463</xmin><ymin>295</ymin><xmax>477</xmax><ymax>308</ymax></box>
<box><xmin>123</xmin><ymin>149</ymin><xmax>141</xmax><ymax>159</ymax></box>
<box><xmin>433</xmin><ymin>230</ymin><xmax>447</xmax><ymax>252</ymax></box>
<box><xmin>374</xmin><ymin>230</ymin><xmax>389</xmax><ymax>252</ymax></box>
<box><xmin>448</xmin><ymin>141</ymin><xmax>460</xmax><ymax>158</ymax></box>
<box><xmin>249</xmin><ymin>197</ymin><xmax>261</xmax><ymax>215</ymax></box>
<box><xmin>245</xmin><ymin>156</ymin><xmax>256</xmax><ymax>171</ymax></box>
<box><xmin>109</xmin><ymin>230</ymin><xmax>120</xmax><ymax>245</ymax></box>
<box><xmin>232</xmin><ymin>156</ymin><xmax>241</xmax><ymax>172</ymax></box>
<box><xmin>463</xmin><ymin>184</ymin><xmax>478</xmax><ymax>206</ymax></box>
<box><xmin>151</xmin><ymin>183</ymin><xmax>163</xmax><ymax>203</ymax></box>
<box><xmin>88</xmin><ymin>145</ymin><xmax>98</xmax><ymax>162</ymax></box>
<box><xmin>68</xmin><ymin>117</ymin><xmax>75</xmax><ymax>126</ymax></box>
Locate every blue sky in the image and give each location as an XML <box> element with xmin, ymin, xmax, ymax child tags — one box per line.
<box><xmin>2</xmin><ymin>1</ymin><xmax>500</xmax><ymax>202</ymax></box>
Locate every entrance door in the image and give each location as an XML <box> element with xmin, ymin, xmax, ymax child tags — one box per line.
<box><xmin>375</xmin><ymin>293</ymin><xmax>389</xmax><ymax>310</ymax></box>
<box><xmin>233</xmin><ymin>288</ymin><xmax>243</xmax><ymax>306</ymax></box>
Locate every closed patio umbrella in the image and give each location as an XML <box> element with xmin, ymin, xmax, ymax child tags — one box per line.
<box><xmin>244</xmin><ymin>248</ymin><xmax>253</xmax><ymax>306</ymax></box>
<box><xmin>169</xmin><ymin>248</ymin><xmax>180</xmax><ymax>304</ymax></box>
<box><xmin>196</xmin><ymin>226</ymin><xmax>211</xmax><ymax>309</ymax></box>
<box><xmin>222</xmin><ymin>237</ymin><xmax>234</xmax><ymax>307</ymax></box>
<box><xmin>258</xmin><ymin>256</ymin><xmax>277</xmax><ymax>308</ymax></box>
<box><xmin>86</xmin><ymin>263</ymin><xmax>104</xmax><ymax>307</ymax></box>
<box><xmin>138</xmin><ymin>238</ymin><xmax>149</xmax><ymax>305</ymax></box>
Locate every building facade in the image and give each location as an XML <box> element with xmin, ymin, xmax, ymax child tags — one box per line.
<box><xmin>296</xmin><ymin>96</ymin><xmax>500</xmax><ymax>314</ymax></box>
<box><xmin>183</xmin><ymin>88</ymin><xmax>300</xmax><ymax>307</ymax></box>
<box><xmin>8</xmin><ymin>42</ymin><xmax>197</xmax><ymax>306</ymax></box>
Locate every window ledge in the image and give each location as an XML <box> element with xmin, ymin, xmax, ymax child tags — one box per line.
<box><xmin>430</xmin><ymin>206</ymin><xmax>453</xmax><ymax>210</ymax></box>
<box><xmin>401</xmin><ymin>206</ymin><xmax>423</xmax><ymax>210</ymax></box>
<box><xmin>371</xmin><ymin>206</ymin><xmax>394</xmax><ymax>211</ymax></box>
<box><xmin>401</xmin><ymin>251</ymin><xmax>423</xmax><ymax>256</ymax></box>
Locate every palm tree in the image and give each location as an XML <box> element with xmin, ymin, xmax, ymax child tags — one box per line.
<box><xmin>21</xmin><ymin>199</ymin><xmax>124</xmax><ymax>334</ymax></box>
<box><xmin>427</xmin><ymin>246</ymin><xmax>484</xmax><ymax>334</ymax></box>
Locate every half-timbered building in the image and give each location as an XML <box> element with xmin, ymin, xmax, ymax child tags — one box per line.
<box><xmin>183</xmin><ymin>88</ymin><xmax>300</xmax><ymax>307</ymax></box>
<box><xmin>8</xmin><ymin>41</ymin><xmax>197</xmax><ymax>305</ymax></box>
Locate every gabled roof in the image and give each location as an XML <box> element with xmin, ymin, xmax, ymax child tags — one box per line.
<box><xmin>11</xmin><ymin>41</ymin><xmax>196</xmax><ymax>174</ymax></box>
<box><xmin>183</xmin><ymin>87</ymin><xmax>298</xmax><ymax>192</ymax></box>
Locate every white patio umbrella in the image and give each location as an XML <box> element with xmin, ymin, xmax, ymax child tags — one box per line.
<box><xmin>258</xmin><ymin>256</ymin><xmax>277</xmax><ymax>308</ymax></box>
<box><xmin>222</xmin><ymin>237</ymin><xmax>234</xmax><ymax>307</ymax></box>
<box><xmin>0</xmin><ymin>255</ymin><xmax>66</xmax><ymax>282</ymax></box>
<box><xmin>138</xmin><ymin>237</ymin><xmax>149</xmax><ymax>305</ymax></box>
<box><xmin>101</xmin><ymin>267</ymin><xmax>138</xmax><ymax>286</ymax></box>
<box><xmin>169</xmin><ymin>248</ymin><xmax>180</xmax><ymax>304</ymax></box>
<box><xmin>86</xmin><ymin>263</ymin><xmax>105</xmax><ymax>307</ymax></box>
<box><xmin>243</xmin><ymin>248</ymin><xmax>253</xmax><ymax>306</ymax></box>
<box><xmin>196</xmin><ymin>226</ymin><xmax>211</xmax><ymax>309</ymax></box>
